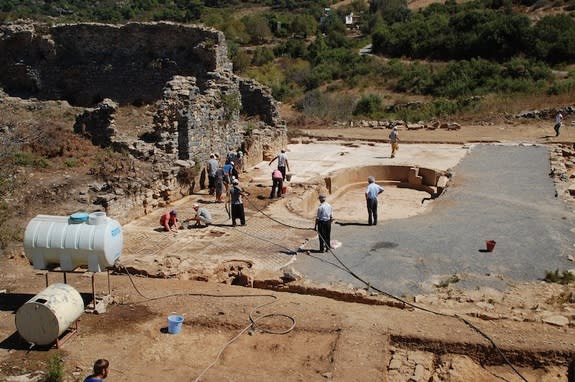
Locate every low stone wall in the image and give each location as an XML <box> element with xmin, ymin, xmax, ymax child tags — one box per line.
<box><xmin>287</xmin><ymin>165</ymin><xmax>450</xmax><ymax>220</ymax></box>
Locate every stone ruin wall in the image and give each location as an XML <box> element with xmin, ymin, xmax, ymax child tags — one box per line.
<box><xmin>1</xmin><ymin>21</ymin><xmax>287</xmax><ymax>223</ymax></box>
<box><xmin>0</xmin><ymin>21</ymin><xmax>231</xmax><ymax>105</ymax></box>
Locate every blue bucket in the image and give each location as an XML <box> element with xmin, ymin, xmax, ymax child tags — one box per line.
<box><xmin>167</xmin><ymin>315</ymin><xmax>184</xmax><ymax>334</ymax></box>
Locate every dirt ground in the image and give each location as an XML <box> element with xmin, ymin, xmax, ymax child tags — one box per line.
<box><xmin>1</xmin><ymin>116</ymin><xmax>575</xmax><ymax>381</ymax></box>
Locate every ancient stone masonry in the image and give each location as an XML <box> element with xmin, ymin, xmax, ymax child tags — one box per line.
<box><xmin>0</xmin><ymin>21</ymin><xmax>231</xmax><ymax>106</ymax></box>
<box><xmin>153</xmin><ymin>74</ymin><xmax>286</xmax><ymax>167</ymax></box>
<box><xmin>11</xmin><ymin>21</ymin><xmax>289</xmax><ymax>222</ymax></box>
<box><xmin>74</xmin><ymin>98</ymin><xmax>118</xmax><ymax>147</ymax></box>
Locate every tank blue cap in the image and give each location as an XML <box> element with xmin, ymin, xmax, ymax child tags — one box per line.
<box><xmin>69</xmin><ymin>212</ymin><xmax>89</xmax><ymax>223</ymax></box>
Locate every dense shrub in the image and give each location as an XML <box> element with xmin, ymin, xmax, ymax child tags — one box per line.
<box><xmin>252</xmin><ymin>47</ymin><xmax>275</xmax><ymax>66</ymax></box>
<box><xmin>391</xmin><ymin>58</ymin><xmax>552</xmax><ymax>98</ymax></box>
<box><xmin>531</xmin><ymin>14</ymin><xmax>575</xmax><ymax>64</ymax></box>
<box><xmin>370</xmin><ymin>0</ymin><xmax>575</xmax><ymax>66</ymax></box>
<box><xmin>353</xmin><ymin>94</ymin><xmax>383</xmax><ymax>117</ymax></box>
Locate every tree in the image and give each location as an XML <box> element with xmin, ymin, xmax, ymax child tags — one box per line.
<box><xmin>531</xmin><ymin>15</ymin><xmax>575</xmax><ymax>64</ymax></box>
<box><xmin>353</xmin><ymin>94</ymin><xmax>382</xmax><ymax>117</ymax></box>
<box><xmin>242</xmin><ymin>15</ymin><xmax>273</xmax><ymax>44</ymax></box>
<box><xmin>290</xmin><ymin>14</ymin><xmax>317</xmax><ymax>37</ymax></box>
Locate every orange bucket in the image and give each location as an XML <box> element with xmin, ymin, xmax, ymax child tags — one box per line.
<box><xmin>486</xmin><ymin>240</ymin><xmax>496</xmax><ymax>252</ymax></box>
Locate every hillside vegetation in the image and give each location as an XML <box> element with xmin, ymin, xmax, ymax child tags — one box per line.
<box><xmin>1</xmin><ymin>0</ymin><xmax>574</xmax><ymax>124</ymax></box>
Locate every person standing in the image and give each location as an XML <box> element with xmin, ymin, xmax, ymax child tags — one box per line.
<box><xmin>222</xmin><ymin>160</ymin><xmax>234</xmax><ymax>194</ymax></box>
<box><xmin>270</xmin><ymin>168</ymin><xmax>284</xmax><ymax>198</ymax></box>
<box><xmin>214</xmin><ymin>166</ymin><xmax>225</xmax><ymax>202</ymax></box>
<box><xmin>389</xmin><ymin>127</ymin><xmax>400</xmax><ymax>158</ymax></box>
<box><xmin>365</xmin><ymin>176</ymin><xmax>384</xmax><ymax>226</ymax></box>
<box><xmin>206</xmin><ymin>154</ymin><xmax>219</xmax><ymax>195</ymax></box>
<box><xmin>160</xmin><ymin>210</ymin><xmax>179</xmax><ymax>233</ymax></box>
<box><xmin>554</xmin><ymin>112</ymin><xmax>564</xmax><ymax>137</ymax></box>
<box><xmin>269</xmin><ymin>149</ymin><xmax>291</xmax><ymax>181</ymax></box>
<box><xmin>84</xmin><ymin>359</ymin><xmax>109</xmax><ymax>381</ymax></box>
<box><xmin>236</xmin><ymin>149</ymin><xmax>245</xmax><ymax>173</ymax></box>
<box><xmin>230</xmin><ymin>179</ymin><xmax>250</xmax><ymax>226</ymax></box>
<box><xmin>315</xmin><ymin>194</ymin><xmax>333</xmax><ymax>252</ymax></box>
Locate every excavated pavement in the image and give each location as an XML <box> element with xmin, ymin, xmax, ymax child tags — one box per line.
<box><xmin>120</xmin><ymin>141</ymin><xmax>575</xmax><ymax>296</ymax></box>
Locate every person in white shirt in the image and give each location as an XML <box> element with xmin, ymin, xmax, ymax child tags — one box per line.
<box><xmin>269</xmin><ymin>149</ymin><xmax>291</xmax><ymax>181</ymax></box>
<box><xmin>365</xmin><ymin>176</ymin><xmax>384</xmax><ymax>226</ymax></box>
<box><xmin>554</xmin><ymin>112</ymin><xmax>564</xmax><ymax>137</ymax></box>
<box><xmin>315</xmin><ymin>194</ymin><xmax>333</xmax><ymax>252</ymax></box>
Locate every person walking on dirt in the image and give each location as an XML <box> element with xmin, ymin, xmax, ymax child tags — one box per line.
<box><xmin>160</xmin><ymin>210</ymin><xmax>179</xmax><ymax>233</ymax></box>
<box><xmin>269</xmin><ymin>149</ymin><xmax>291</xmax><ymax>181</ymax></box>
<box><xmin>389</xmin><ymin>127</ymin><xmax>400</xmax><ymax>158</ymax></box>
<box><xmin>270</xmin><ymin>168</ymin><xmax>284</xmax><ymax>198</ymax></box>
<box><xmin>230</xmin><ymin>179</ymin><xmax>250</xmax><ymax>226</ymax></box>
<box><xmin>84</xmin><ymin>359</ymin><xmax>109</xmax><ymax>381</ymax></box>
<box><xmin>365</xmin><ymin>176</ymin><xmax>384</xmax><ymax>226</ymax></box>
<box><xmin>315</xmin><ymin>194</ymin><xmax>333</xmax><ymax>252</ymax></box>
<box><xmin>554</xmin><ymin>112</ymin><xmax>564</xmax><ymax>137</ymax></box>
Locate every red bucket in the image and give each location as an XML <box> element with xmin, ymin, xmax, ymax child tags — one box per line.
<box><xmin>282</xmin><ymin>186</ymin><xmax>288</xmax><ymax>195</ymax></box>
<box><xmin>485</xmin><ymin>240</ymin><xmax>496</xmax><ymax>252</ymax></box>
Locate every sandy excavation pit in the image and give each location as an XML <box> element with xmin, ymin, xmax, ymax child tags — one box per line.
<box><xmin>119</xmin><ymin>141</ymin><xmax>461</xmax><ymax>285</ymax></box>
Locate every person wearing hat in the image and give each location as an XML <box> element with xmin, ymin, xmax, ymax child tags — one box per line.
<box><xmin>160</xmin><ymin>209</ymin><xmax>179</xmax><ymax>232</ymax></box>
<box><xmin>315</xmin><ymin>194</ymin><xmax>333</xmax><ymax>252</ymax></box>
<box><xmin>190</xmin><ymin>203</ymin><xmax>212</xmax><ymax>227</ymax></box>
<box><xmin>365</xmin><ymin>176</ymin><xmax>384</xmax><ymax>226</ymax></box>
<box><xmin>268</xmin><ymin>149</ymin><xmax>291</xmax><ymax>181</ymax></box>
<box><xmin>230</xmin><ymin>179</ymin><xmax>250</xmax><ymax>226</ymax></box>
<box><xmin>554</xmin><ymin>111</ymin><xmax>564</xmax><ymax>137</ymax></box>
<box><xmin>389</xmin><ymin>126</ymin><xmax>400</xmax><ymax>158</ymax></box>
<box><xmin>223</xmin><ymin>159</ymin><xmax>235</xmax><ymax>193</ymax></box>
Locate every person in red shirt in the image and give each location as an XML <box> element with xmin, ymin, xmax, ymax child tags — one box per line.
<box><xmin>160</xmin><ymin>210</ymin><xmax>179</xmax><ymax>232</ymax></box>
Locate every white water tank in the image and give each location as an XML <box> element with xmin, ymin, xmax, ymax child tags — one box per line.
<box><xmin>15</xmin><ymin>283</ymin><xmax>84</xmax><ymax>346</ymax></box>
<box><xmin>23</xmin><ymin>212</ymin><xmax>122</xmax><ymax>272</ymax></box>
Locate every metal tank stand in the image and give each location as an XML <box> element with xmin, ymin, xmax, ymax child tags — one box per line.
<box><xmin>40</xmin><ymin>267</ymin><xmax>112</xmax><ymax>314</ymax></box>
<box><xmin>53</xmin><ymin>320</ymin><xmax>79</xmax><ymax>349</ymax></box>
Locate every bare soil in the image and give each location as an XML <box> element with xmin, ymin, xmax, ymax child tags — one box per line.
<box><xmin>1</xmin><ymin>99</ymin><xmax>575</xmax><ymax>381</ymax></box>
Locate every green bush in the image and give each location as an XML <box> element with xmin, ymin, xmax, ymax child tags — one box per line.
<box><xmin>252</xmin><ymin>47</ymin><xmax>275</xmax><ymax>66</ymax></box>
<box><xmin>13</xmin><ymin>152</ymin><xmax>50</xmax><ymax>168</ymax></box>
<box><xmin>547</xmin><ymin>78</ymin><xmax>575</xmax><ymax>95</ymax></box>
<box><xmin>353</xmin><ymin>94</ymin><xmax>383</xmax><ymax>117</ymax></box>
<box><xmin>544</xmin><ymin>269</ymin><xmax>575</xmax><ymax>284</ymax></box>
<box><xmin>45</xmin><ymin>354</ymin><xmax>65</xmax><ymax>382</ymax></box>
<box><xmin>64</xmin><ymin>158</ymin><xmax>79</xmax><ymax>168</ymax></box>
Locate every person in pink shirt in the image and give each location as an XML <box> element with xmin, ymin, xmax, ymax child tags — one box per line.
<box><xmin>160</xmin><ymin>210</ymin><xmax>179</xmax><ymax>232</ymax></box>
<box><xmin>270</xmin><ymin>168</ymin><xmax>284</xmax><ymax>198</ymax></box>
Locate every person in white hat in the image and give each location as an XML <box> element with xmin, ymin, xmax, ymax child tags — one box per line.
<box><xmin>190</xmin><ymin>203</ymin><xmax>212</xmax><ymax>228</ymax></box>
<box><xmin>554</xmin><ymin>111</ymin><xmax>564</xmax><ymax>137</ymax></box>
<box><xmin>223</xmin><ymin>160</ymin><xmax>235</xmax><ymax>193</ymax></box>
<box><xmin>315</xmin><ymin>194</ymin><xmax>333</xmax><ymax>252</ymax></box>
<box><xmin>268</xmin><ymin>149</ymin><xmax>291</xmax><ymax>181</ymax></box>
<box><xmin>389</xmin><ymin>126</ymin><xmax>400</xmax><ymax>158</ymax></box>
<box><xmin>230</xmin><ymin>179</ymin><xmax>250</xmax><ymax>226</ymax></box>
